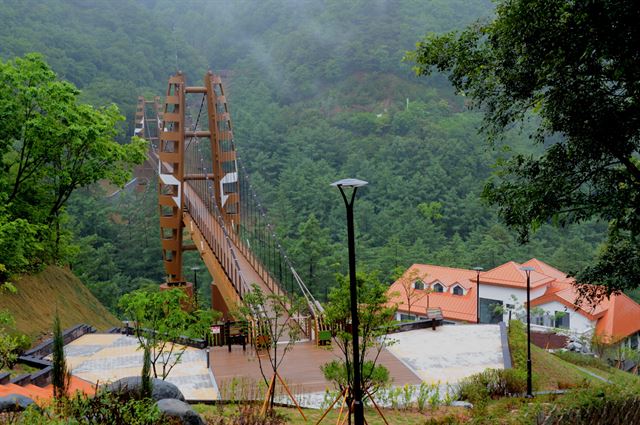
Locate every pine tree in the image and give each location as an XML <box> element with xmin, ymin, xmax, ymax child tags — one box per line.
<box><xmin>51</xmin><ymin>313</ymin><xmax>69</xmax><ymax>401</ymax></box>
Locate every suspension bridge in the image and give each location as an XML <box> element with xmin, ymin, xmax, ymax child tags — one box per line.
<box><xmin>128</xmin><ymin>72</ymin><xmax>507</xmax><ymax>398</ymax></box>
<box><xmin>135</xmin><ymin>72</ymin><xmax>324</xmax><ymax>341</ymax></box>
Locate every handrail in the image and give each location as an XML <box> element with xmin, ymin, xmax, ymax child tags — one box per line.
<box><xmin>184</xmin><ymin>184</ymin><xmax>251</xmax><ymax>299</ymax></box>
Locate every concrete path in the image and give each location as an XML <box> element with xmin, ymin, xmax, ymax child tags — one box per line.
<box><xmin>385</xmin><ymin>324</ymin><xmax>505</xmax><ymax>384</ymax></box>
<box><xmin>59</xmin><ymin>333</ymin><xmax>217</xmax><ymax>401</ymax></box>
<box><xmin>574</xmin><ymin>365</ymin><xmax>612</xmax><ymax>383</ymax></box>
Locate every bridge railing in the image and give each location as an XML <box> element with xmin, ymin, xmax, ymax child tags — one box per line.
<box><xmin>184</xmin><ymin>183</ymin><xmax>251</xmax><ymax>300</ymax></box>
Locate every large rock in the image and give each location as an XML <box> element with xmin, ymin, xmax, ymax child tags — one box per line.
<box><xmin>0</xmin><ymin>394</ymin><xmax>36</xmax><ymax>412</ymax></box>
<box><xmin>104</xmin><ymin>376</ymin><xmax>185</xmax><ymax>401</ymax></box>
<box><xmin>156</xmin><ymin>398</ymin><xmax>204</xmax><ymax>425</ymax></box>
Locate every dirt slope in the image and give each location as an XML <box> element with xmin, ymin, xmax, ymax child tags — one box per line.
<box><xmin>0</xmin><ymin>266</ymin><xmax>120</xmax><ymax>340</ymax></box>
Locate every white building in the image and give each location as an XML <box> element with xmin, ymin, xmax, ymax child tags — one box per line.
<box><xmin>388</xmin><ymin>258</ymin><xmax>640</xmax><ymax>345</ymax></box>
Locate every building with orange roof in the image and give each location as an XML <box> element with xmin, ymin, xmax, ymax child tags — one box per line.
<box><xmin>387</xmin><ymin>258</ymin><xmax>640</xmax><ymax>349</ymax></box>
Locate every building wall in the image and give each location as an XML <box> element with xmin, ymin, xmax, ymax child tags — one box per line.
<box><xmin>478</xmin><ymin>284</ymin><xmax>547</xmax><ymax>321</ymax></box>
<box><xmin>532</xmin><ymin>300</ymin><xmax>595</xmax><ymax>334</ymax></box>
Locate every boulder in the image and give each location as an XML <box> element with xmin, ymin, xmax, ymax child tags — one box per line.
<box><xmin>0</xmin><ymin>394</ymin><xmax>36</xmax><ymax>412</ymax></box>
<box><xmin>156</xmin><ymin>398</ymin><xmax>204</xmax><ymax>425</ymax></box>
<box><xmin>104</xmin><ymin>376</ymin><xmax>185</xmax><ymax>401</ymax></box>
<box><xmin>451</xmin><ymin>400</ymin><xmax>473</xmax><ymax>409</ymax></box>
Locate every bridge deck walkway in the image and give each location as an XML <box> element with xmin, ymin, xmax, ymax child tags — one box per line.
<box><xmin>184</xmin><ymin>184</ymin><xmax>295</xmax><ymax>331</ymax></box>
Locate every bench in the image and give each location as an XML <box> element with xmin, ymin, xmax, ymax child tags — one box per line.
<box><xmin>224</xmin><ymin>321</ymin><xmax>247</xmax><ymax>352</ymax></box>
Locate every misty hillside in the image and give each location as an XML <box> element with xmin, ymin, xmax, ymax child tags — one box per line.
<box><xmin>0</xmin><ymin>0</ymin><xmax>606</xmax><ymax>304</ymax></box>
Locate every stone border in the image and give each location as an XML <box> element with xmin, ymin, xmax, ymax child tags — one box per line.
<box><xmin>8</xmin><ymin>324</ymin><xmax>97</xmax><ymax>388</ymax></box>
<box><xmin>500</xmin><ymin>321</ymin><xmax>512</xmax><ymax>369</ymax></box>
<box><xmin>24</xmin><ymin>324</ymin><xmax>96</xmax><ymax>359</ymax></box>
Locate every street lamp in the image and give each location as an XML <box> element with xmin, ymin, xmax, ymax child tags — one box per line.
<box><xmin>473</xmin><ymin>267</ymin><xmax>483</xmax><ymax>324</ymax></box>
<box><xmin>331</xmin><ymin>178</ymin><xmax>368</xmax><ymax>425</ymax></box>
<box><xmin>191</xmin><ymin>266</ymin><xmax>201</xmax><ymax>308</ymax></box>
<box><xmin>520</xmin><ymin>265</ymin><xmax>535</xmax><ymax>398</ymax></box>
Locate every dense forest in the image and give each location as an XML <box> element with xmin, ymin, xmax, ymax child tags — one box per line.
<box><xmin>0</xmin><ymin>0</ymin><xmax>613</xmax><ymax>310</ymax></box>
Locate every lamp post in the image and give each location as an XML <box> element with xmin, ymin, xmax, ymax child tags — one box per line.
<box><xmin>520</xmin><ymin>265</ymin><xmax>535</xmax><ymax>398</ymax></box>
<box><xmin>331</xmin><ymin>178</ymin><xmax>368</xmax><ymax>425</ymax></box>
<box><xmin>191</xmin><ymin>266</ymin><xmax>201</xmax><ymax>308</ymax></box>
<box><xmin>473</xmin><ymin>267</ymin><xmax>483</xmax><ymax>324</ymax></box>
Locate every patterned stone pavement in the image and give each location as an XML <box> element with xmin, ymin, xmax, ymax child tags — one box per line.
<box><xmin>60</xmin><ymin>334</ymin><xmax>217</xmax><ymax>401</ymax></box>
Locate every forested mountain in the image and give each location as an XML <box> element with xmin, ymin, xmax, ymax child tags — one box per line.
<box><xmin>0</xmin><ymin>0</ymin><xmax>609</xmax><ymax>308</ymax></box>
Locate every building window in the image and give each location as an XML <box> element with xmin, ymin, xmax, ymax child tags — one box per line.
<box><xmin>400</xmin><ymin>313</ymin><xmax>416</xmax><ymax>321</ymax></box>
<box><xmin>414</xmin><ymin>281</ymin><xmax>425</xmax><ymax>290</ymax></box>
<box><xmin>479</xmin><ymin>298</ymin><xmax>503</xmax><ymax>324</ymax></box>
<box><xmin>452</xmin><ymin>285</ymin><xmax>463</xmax><ymax>296</ymax></box>
<box><xmin>433</xmin><ymin>283</ymin><xmax>444</xmax><ymax>293</ymax></box>
<box><xmin>554</xmin><ymin>311</ymin><xmax>570</xmax><ymax>329</ymax></box>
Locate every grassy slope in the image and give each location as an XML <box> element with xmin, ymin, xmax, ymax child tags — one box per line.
<box><xmin>508</xmin><ymin>321</ymin><xmax>595</xmax><ymax>390</ymax></box>
<box><xmin>531</xmin><ymin>344</ymin><xmax>595</xmax><ymax>390</ymax></box>
<box><xmin>552</xmin><ymin>351</ymin><xmax>640</xmax><ymax>387</ymax></box>
<box><xmin>582</xmin><ymin>365</ymin><xmax>640</xmax><ymax>387</ymax></box>
<box><xmin>0</xmin><ymin>266</ymin><xmax>120</xmax><ymax>340</ymax></box>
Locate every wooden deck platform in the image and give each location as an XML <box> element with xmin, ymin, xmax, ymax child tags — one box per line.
<box><xmin>210</xmin><ymin>340</ymin><xmax>421</xmax><ymax>397</ymax></box>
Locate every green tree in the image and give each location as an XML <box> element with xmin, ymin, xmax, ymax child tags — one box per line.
<box><xmin>141</xmin><ymin>344</ymin><xmax>152</xmax><ymax>399</ymax></box>
<box><xmin>118</xmin><ymin>288</ymin><xmax>218</xmax><ymax>380</ymax></box>
<box><xmin>237</xmin><ymin>284</ymin><xmax>303</xmax><ymax>412</ymax></box>
<box><xmin>0</xmin><ymin>310</ymin><xmax>29</xmax><ymax>371</ymax></box>
<box><xmin>321</xmin><ymin>271</ymin><xmax>396</xmax><ymax>421</ymax></box>
<box><xmin>392</xmin><ymin>267</ymin><xmax>429</xmax><ymax>318</ymax></box>
<box><xmin>290</xmin><ymin>214</ymin><xmax>339</xmax><ymax>299</ymax></box>
<box><xmin>0</xmin><ymin>54</ymin><xmax>146</xmax><ymax>275</ymax></box>
<box><xmin>52</xmin><ymin>313</ymin><xmax>70</xmax><ymax>401</ymax></box>
<box><xmin>409</xmin><ymin>0</ymin><xmax>640</xmax><ymax>302</ymax></box>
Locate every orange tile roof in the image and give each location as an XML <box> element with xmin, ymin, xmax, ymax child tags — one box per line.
<box><xmin>403</xmin><ymin>264</ymin><xmax>477</xmax><ymax>289</ymax></box>
<box><xmin>387</xmin><ymin>264</ymin><xmax>478</xmax><ymax>323</ymax></box>
<box><xmin>387</xmin><ymin>258</ymin><xmax>640</xmax><ymax>340</ymax></box>
<box><xmin>521</xmin><ymin>258</ymin><xmax>568</xmax><ymax>280</ymax></box>
<box><xmin>480</xmin><ymin>261</ymin><xmax>553</xmax><ymax>289</ymax></box>
<box><xmin>595</xmin><ymin>293</ymin><xmax>640</xmax><ymax>341</ymax></box>
<box><xmin>530</xmin><ymin>282</ymin><xmax>609</xmax><ymax>320</ymax></box>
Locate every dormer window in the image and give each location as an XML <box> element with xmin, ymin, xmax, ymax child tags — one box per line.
<box><xmin>414</xmin><ymin>281</ymin><xmax>425</xmax><ymax>290</ymax></box>
<box><xmin>433</xmin><ymin>282</ymin><xmax>444</xmax><ymax>293</ymax></box>
<box><xmin>452</xmin><ymin>285</ymin><xmax>464</xmax><ymax>296</ymax></box>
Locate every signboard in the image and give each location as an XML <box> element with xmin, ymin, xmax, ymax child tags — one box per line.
<box><xmin>210</xmin><ymin>326</ymin><xmax>221</xmax><ymax>335</ymax></box>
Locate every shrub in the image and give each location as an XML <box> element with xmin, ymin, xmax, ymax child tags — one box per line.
<box><xmin>401</xmin><ymin>384</ymin><xmax>415</xmax><ymax>410</ymax></box>
<box><xmin>416</xmin><ymin>382</ymin><xmax>430</xmax><ymax>412</ymax></box>
<box><xmin>0</xmin><ymin>391</ymin><xmax>181</xmax><ymax>424</ymax></box>
<box><xmin>424</xmin><ymin>415</ymin><xmax>464</xmax><ymax>425</ymax></box>
<box><xmin>456</xmin><ymin>368</ymin><xmax>528</xmax><ymax>403</ymax></box>
<box><xmin>205</xmin><ymin>405</ymin><xmax>288</xmax><ymax>425</ymax></box>
<box><xmin>508</xmin><ymin>320</ymin><xmax>527</xmax><ymax>370</ymax></box>
<box><xmin>541</xmin><ymin>386</ymin><xmax>640</xmax><ymax>424</ymax></box>
<box><xmin>502</xmin><ymin>368</ymin><xmax>528</xmax><ymax>395</ymax></box>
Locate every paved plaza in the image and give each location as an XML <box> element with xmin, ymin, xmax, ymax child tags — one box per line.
<box><xmin>60</xmin><ymin>334</ymin><xmax>217</xmax><ymax>401</ymax></box>
<box><xmin>385</xmin><ymin>324</ymin><xmax>506</xmax><ymax>384</ymax></box>
<box><xmin>60</xmin><ymin>325</ymin><xmax>504</xmax><ymax>403</ymax></box>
